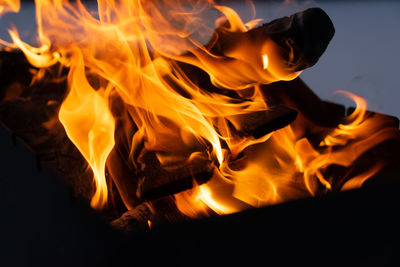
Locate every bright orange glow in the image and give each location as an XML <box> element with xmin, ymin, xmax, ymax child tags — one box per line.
<box><xmin>58</xmin><ymin>50</ymin><xmax>115</xmax><ymax>209</ymax></box>
<box><xmin>175</xmin><ymin>92</ymin><xmax>400</xmax><ymax>217</ymax></box>
<box><xmin>197</xmin><ymin>185</ymin><xmax>237</xmax><ymax>215</ymax></box>
<box><xmin>0</xmin><ymin>0</ymin><xmax>20</xmax><ymax>16</ymax></box>
<box><xmin>3</xmin><ymin>0</ymin><xmax>399</xmax><ymax>214</ymax></box>
<box><xmin>341</xmin><ymin>163</ymin><xmax>383</xmax><ymax>191</ymax></box>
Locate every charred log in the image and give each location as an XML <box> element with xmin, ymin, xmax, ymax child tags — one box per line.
<box><xmin>208</xmin><ymin>7</ymin><xmax>335</xmax><ymax>72</ymax></box>
<box><xmin>137</xmin><ymin>151</ymin><xmax>214</xmax><ymax>200</ymax></box>
<box><xmin>0</xmin><ymin>51</ymin><xmax>97</xmax><ymax>201</ymax></box>
<box><xmin>0</xmin><ymin>51</ymin><xmax>126</xmax><ymax>218</ymax></box>
<box><xmin>111</xmin><ymin>197</ymin><xmax>189</xmax><ymax>233</ymax></box>
<box><xmin>0</xmin><ymin>50</ymin><xmax>33</xmax><ymax>101</ymax></box>
<box><xmin>261</xmin><ymin>77</ymin><xmax>347</xmax><ymax>143</ymax></box>
<box><xmin>106</xmin><ymin>94</ymin><xmax>141</xmax><ymax>211</ymax></box>
<box><xmin>262</xmin><ymin>78</ymin><xmax>344</xmax><ymax>127</ymax></box>
<box><xmin>265</xmin><ymin>7</ymin><xmax>335</xmax><ymax>71</ymax></box>
<box><xmin>226</xmin><ymin>104</ymin><xmax>297</xmax><ymax>138</ymax></box>
<box><xmin>110</xmin><ymin>202</ymin><xmax>153</xmax><ymax>233</ymax></box>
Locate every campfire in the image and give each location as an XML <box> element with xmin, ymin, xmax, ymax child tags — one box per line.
<box><xmin>1</xmin><ymin>0</ymin><xmax>400</xmax><ymax>236</ymax></box>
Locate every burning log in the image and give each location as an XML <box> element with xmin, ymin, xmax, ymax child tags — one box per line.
<box><xmin>110</xmin><ymin>203</ymin><xmax>153</xmax><ymax>232</ymax></box>
<box><xmin>174</xmin><ymin>62</ymin><xmax>300</xmax><ymax>138</ymax></box>
<box><xmin>137</xmin><ymin>150</ymin><xmax>215</xmax><ymax>200</ymax></box>
<box><xmin>226</xmin><ymin>104</ymin><xmax>297</xmax><ymax>138</ymax></box>
<box><xmin>261</xmin><ymin>77</ymin><xmax>347</xmax><ymax>142</ymax></box>
<box><xmin>208</xmin><ymin>7</ymin><xmax>335</xmax><ymax>72</ymax></box>
<box><xmin>171</xmin><ymin>7</ymin><xmax>334</xmax><ymax>139</ymax></box>
<box><xmin>107</xmin><ymin>117</ymin><xmax>216</xmax><ymax>205</ymax></box>
<box><xmin>107</xmin><ymin>93</ymin><xmax>216</xmax><ymax>202</ymax></box>
<box><xmin>174</xmin><ymin>6</ymin><xmax>334</xmax><ymax>140</ymax></box>
<box><xmin>0</xmin><ymin>51</ymin><xmax>99</xmax><ymax>204</ymax></box>
<box><xmin>266</xmin><ymin>7</ymin><xmax>335</xmax><ymax>71</ymax></box>
<box><xmin>0</xmin><ymin>50</ymin><xmax>33</xmax><ymax>101</ymax></box>
<box><xmin>172</xmin><ymin>7</ymin><xmax>334</xmax><ymax>91</ymax></box>
<box><xmin>261</xmin><ymin>78</ymin><xmax>345</xmax><ymax>126</ymax></box>
<box><xmin>106</xmin><ymin>94</ymin><xmax>141</xmax><ymax>210</ymax></box>
<box><xmin>110</xmin><ymin>197</ymin><xmax>189</xmax><ymax>233</ymax></box>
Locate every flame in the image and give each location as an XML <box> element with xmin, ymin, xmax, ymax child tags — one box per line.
<box><xmin>3</xmin><ymin>0</ymin><xmax>399</xmax><ymax>214</ymax></box>
<box><xmin>262</xmin><ymin>54</ymin><xmax>269</xmax><ymax>70</ymax></box>
<box><xmin>176</xmin><ymin>92</ymin><xmax>400</xmax><ymax>216</ymax></box>
<box><xmin>0</xmin><ymin>0</ymin><xmax>20</xmax><ymax>16</ymax></box>
<box><xmin>58</xmin><ymin>50</ymin><xmax>115</xmax><ymax>208</ymax></box>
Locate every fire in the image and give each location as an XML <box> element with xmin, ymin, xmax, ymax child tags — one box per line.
<box><xmin>58</xmin><ymin>50</ymin><xmax>115</xmax><ymax>208</ymax></box>
<box><xmin>0</xmin><ymin>0</ymin><xmax>20</xmax><ymax>16</ymax></box>
<box><xmin>2</xmin><ymin>0</ymin><xmax>399</xmax><ymax>217</ymax></box>
<box><xmin>262</xmin><ymin>54</ymin><xmax>269</xmax><ymax>70</ymax></box>
<box><xmin>176</xmin><ymin>92</ymin><xmax>399</xmax><ymax>217</ymax></box>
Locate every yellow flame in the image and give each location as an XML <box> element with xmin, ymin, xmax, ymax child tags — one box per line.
<box><xmin>58</xmin><ymin>50</ymin><xmax>115</xmax><ymax>209</ymax></box>
<box><xmin>262</xmin><ymin>54</ymin><xmax>269</xmax><ymax>69</ymax></box>
<box><xmin>197</xmin><ymin>185</ymin><xmax>236</xmax><ymax>215</ymax></box>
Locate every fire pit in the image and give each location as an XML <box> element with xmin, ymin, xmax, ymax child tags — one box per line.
<box><xmin>1</xmin><ymin>0</ymin><xmax>400</xmax><ymax>265</ymax></box>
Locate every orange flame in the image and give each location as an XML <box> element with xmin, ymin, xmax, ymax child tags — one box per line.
<box><xmin>58</xmin><ymin>50</ymin><xmax>115</xmax><ymax>208</ymax></box>
<box><xmin>0</xmin><ymin>0</ymin><xmax>20</xmax><ymax>16</ymax></box>
<box><xmin>2</xmin><ymin>0</ymin><xmax>399</xmax><ymax>214</ymax></box>
<box><xmin>176</xmin><ymin>92</ymin><xmax>400</xmax><ymax>217</ymax></box>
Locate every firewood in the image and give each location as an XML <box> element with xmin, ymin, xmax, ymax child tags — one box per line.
<box><xmin>0</xmin><ymin>51</ymin><xmax>124</xmax><ymax>217</ymax></box>
<box><xmin>110</xmin><ymin>202</ymin><xmax>153</xmax><ymax>233</ymax></box>
<box><xmin>0</xmin><ymin>51</ymin><xmax>214</xmax><ymax>208</ymax></box>
<box><xmin>172</xmin><ymin>8</ymin><xmax>334</xmax><ymax>139</ymax></box>
<box><xmin>261</xmin><ymin>77</ymin><xmax>346</xmax><ymax>142</ymax></box>
<box><xmin>0</xmin><ymin>6</ymin><xmax>339</xmax><ymax>217</ymax></box>
<box><xmin>0</xmin><ymin>53</ymin><xmax>97</xmax><ymax>201</ymax></box>
<box><xmin>172</xmin><ymin>64</ymin><xmax>299</xmax><ymax>138</ymax></box>
<box><xmin>226</xmin><ymin>104</ymin><xmax>297</xmax><ymax>138</ymax></box>
<box><xmin>137</xmin><ymin>150</ymin><xmax>214</xmax><ymax>200</ymax></box>
<box><xmin>107</xmin><ymin>94</ymin><xmax>216</xmax><ymax>202</ymax></box>
<box><xmin>265</xmin><ymin>7</ymin><xmax>335</xmax><ymax>71</ymax></box>
<box><xmin>0</xmin><ymin>50</ymin><xmax>33</xmax><ymax>101</ymax></box>
<box><xmin>106</xmin><ymin>94</ymin><xmax>141</xmax><ymax>210</ymax></box>
<box><xmin>207</xmin><ymin>7</ymin><xmax>335</xmax><ymax>72</ymax></box>
<box><xmin>262</xmin><ymin>78</ymin><xmax>344</xmax><ymax>127</ymax></box>
<box><xmin>110</xmin><ymin>197</ymin><xmax>189</xmax><ymax>233</ymax></box>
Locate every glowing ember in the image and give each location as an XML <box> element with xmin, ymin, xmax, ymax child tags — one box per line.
<box><xmin>1</xmin><ymin>0</ymin><xmax>399</xmax><ymax>220</ymax></box>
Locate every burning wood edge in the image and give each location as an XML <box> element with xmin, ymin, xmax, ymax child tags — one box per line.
<box><xmin>110</xmin><ymin>198</ymin><xmax>189</xmax><ymax>233</ymax></box>
<box><xmin>0</xmin><ymin>50</ymin><xmax>99</xmax><ymax>204</ymax></box>
<box><xmin>110</xmin><ymin>203</ymin><xmax>153</xmax><ymax>233</ymax></box>
<box><xmin>137</xmin><ymin>151</ymin><xmax>215</xmax><ymax>200</ymax></box>
<box><xmin>347</xmin><ymin>107</ymin><xmax>400</xmax><ymax>128</ymax></box>
<box><xmin>226</xmin><ymin>105</ymin><xmax>297</xmax><ymax>139</ymax></box>
<box><xmin>261</xmin><ymin>78</ymin><xmax>345</xmax><ymax>128</ymax></box>
<box><xmin>267</xmin><ymin>7</ymin><xmax>335</xmax><ymax>71</ymax></box>
<box><xmin>207</xmin><ymin>7</ymin><xmax>335</xmax><ymax>73</ymax></box>
<box><xmin>261</xmin><ymin>78</ymin><xmax>349</xmax><ymax>144</ymax></box>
